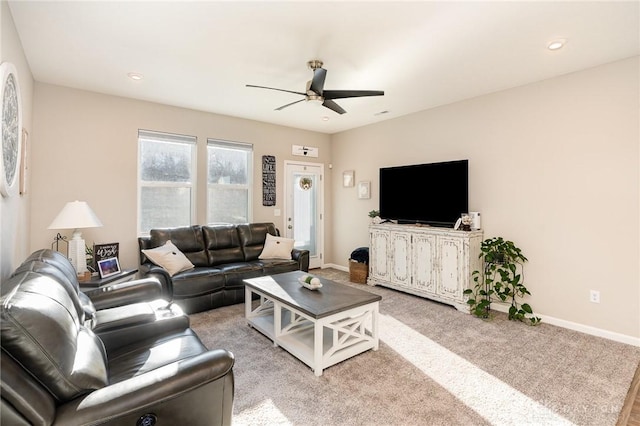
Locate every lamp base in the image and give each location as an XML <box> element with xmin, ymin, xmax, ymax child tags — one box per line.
<box><xmin>68</xmin><ymin>233</ymin><xmax>88</xmax><ymax>274</ymax></box>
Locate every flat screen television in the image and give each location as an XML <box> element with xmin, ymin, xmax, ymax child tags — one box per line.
<box><xmin>379</xmin><ymin>159</ymin><xmax>468</xmax><ymax>227</ymax></box>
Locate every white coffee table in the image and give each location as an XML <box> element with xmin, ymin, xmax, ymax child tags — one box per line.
<box><xmin>244</xmin><ymin>271</ymin><xmax>381</xmax><ymax>376</ymax></box>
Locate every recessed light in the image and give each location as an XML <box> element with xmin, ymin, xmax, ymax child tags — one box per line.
<box><xmin>322</xmin><ymin>116</ymin><xmax>329</xmax><ymax>121</ymax></box>
<box><xmin>547</xmin><ymin>39</ymin><xmax>566</xmax><ymax>50</ymax></box>
<box><xmin>127</xmin><ymin>72</ymin><xmax>144</xmax><ymax>80</ymax></box>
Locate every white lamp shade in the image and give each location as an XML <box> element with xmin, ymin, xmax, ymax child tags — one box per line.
<box><xmin>48</xmin><ymin>201</ymin><xmax>103</xmax><ymax>230</ymax></box>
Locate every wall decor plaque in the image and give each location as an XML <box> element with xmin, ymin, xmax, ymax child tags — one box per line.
<box><xmin>262</xmin><ymin>155</ymin><xmax>276</xmax><ymax>206</ymax></box>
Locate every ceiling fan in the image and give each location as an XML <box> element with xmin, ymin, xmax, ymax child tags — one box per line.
<box><xmin>246</xmin><ymin>60</ymin><xmax>384</xmax><ymax>115</ymax></box>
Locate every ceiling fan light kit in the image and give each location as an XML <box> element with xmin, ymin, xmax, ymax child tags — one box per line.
<box><xmin>247</xmin><ymin>60</ymin><xmax>384</xmax><ymax>115</ymax></box>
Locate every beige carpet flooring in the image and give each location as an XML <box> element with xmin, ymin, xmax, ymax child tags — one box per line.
<box><xmin>190</xmin><ymin>268</ymin><xmax>640</xmax><ymax>426</ymax></box>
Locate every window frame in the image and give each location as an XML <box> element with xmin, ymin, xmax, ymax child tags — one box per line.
<box><xmin>137</xmin><ymin>129</ymin><xmax>197</xmax><ymax>236</ymax></box>
<box><xmin>206</xmin><ymin>138</ymin><xmax>253</xmax><ymax>225</ymax></box>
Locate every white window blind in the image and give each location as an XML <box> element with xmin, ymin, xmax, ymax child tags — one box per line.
<box><xmin>138</xmin><ymin>130</ymin><xmax>197</xmax><ymax>235</ymax></box>
<box><xmin>207</xmin><ymin>138</ymin><xmax>253</xmax><ymax>225</ymax></box>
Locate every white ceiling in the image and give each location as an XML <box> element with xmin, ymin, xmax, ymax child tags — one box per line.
<box><xmin>8</xmin><ymin>1</ymin><xmax>640</xmax><ymax>134</ymax></box>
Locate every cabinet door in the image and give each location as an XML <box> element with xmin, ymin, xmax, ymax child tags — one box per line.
<box><xmin>369</xmin><ymin>229</ymin><xmax>390</xmax><ymax>281</ymax></box>
<box><xmin>437</xmin><ymin>237</ymin><xmax>465</xmax><ymax>301</ymax></box>
<box><xmin>390</xmin><ymin>231</ymin><xmax>412</xmax><ymax>287</ymax></box>
<box><xmin>413</xmin><ymin>233</ymin><xmax>437</xmax><ymax>294</ymax></box>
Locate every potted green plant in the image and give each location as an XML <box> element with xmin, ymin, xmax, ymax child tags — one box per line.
<box><xmin>368</xmin><ymin>210</ymin><xmax>382</xmax><ymax>224</ymax></box>
<box><xmin>464</xmin><ymin>237</ymin><xmax>541</xmax><ymax>325</ymax></box>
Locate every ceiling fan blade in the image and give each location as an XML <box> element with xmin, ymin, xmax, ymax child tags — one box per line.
<box><xmin>246</xmin><ymin>84</ymin><xmax>306</xmax><ymax>96</ymax></box>
<box><xmin>309</xmin><ymin>68</ymin><xmax>327</xmax><ymax>95</ymax></box>
<box><xmin>322</xmin><ymin>99</ymin><xmax>346</xmax><ymax>115</ymax></box>
<box><xmin>323</xmin><ymin>90</ymin><xmax>384</xmax><ymax>100</ymax></box>
<box><xmin>275</xmin><ymin>98</ymin><xmax>305</xmax><ymax>111</ymax></box>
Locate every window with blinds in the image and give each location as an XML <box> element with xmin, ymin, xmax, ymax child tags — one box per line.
<box><xmin>138</xmin><ymin>130</ymin><xmax>196</xmax><ymax>235</ymax></box>
<box><xmin>207</xmin><ymin>139</ymin><xmax>253</xmax><ymax>225</ymax></box>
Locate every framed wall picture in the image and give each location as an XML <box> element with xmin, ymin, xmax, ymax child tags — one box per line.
<box><xmin>97</xmin><ymin>257</ymin><xmax>121</xmax><ymax>279</ymax></box>
<box><xmin>343</xmin><ymin>170</ymin><xmax>355</xmax><ymax>187</ymax></box>
<box><xmin>358</xmin><ymin>181</ymin><xmax>371</xmax><ymax>199</ymax></box>
<box><xmin>0</xmin><ymin>62</ymin><xmax>22</xmax><ymax>198</ymax></box>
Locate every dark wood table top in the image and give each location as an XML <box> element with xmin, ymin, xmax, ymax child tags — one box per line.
<box><xmin>244</xmin><ymin>271</ymin><xmax>382</xmax><ymax>319</ymax></box>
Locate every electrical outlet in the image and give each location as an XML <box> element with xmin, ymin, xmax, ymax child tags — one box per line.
<box><xmin>589</xmin><ymin>290</ymin><xmax>600</xmax><ymax>303</ymax></box>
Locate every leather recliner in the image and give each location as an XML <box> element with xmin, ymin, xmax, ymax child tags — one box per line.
<box><xmin>1</xmin><ymin>268</ymin><xmax>235</xmax><ymax>425</ymax></box>
<box><xmin>9</xmin><ymin>249</ymin><xmax>187</xmax><ymax>351</ymax></box>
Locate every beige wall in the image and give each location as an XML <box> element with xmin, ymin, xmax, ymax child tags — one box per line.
<box><xmin>30</xmin><ymin>83</ymin><xmax>331</xmax><ymax>271</ymax></box>
<box><xmin>331</xmin><ymin>57</ymin><xmax>639</xmax><ymax>340</ymax></box>
<box><xmin>0</xmin><ymin>1</ymin><xmax>33</xmax><ymax>280</ymax></box>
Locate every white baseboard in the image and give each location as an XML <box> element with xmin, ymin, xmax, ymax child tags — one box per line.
<box><xmin>322</xmin><ymin>263</ymin><xmax>348</xmax><ymax>272</ymax></box>
<box><xmin>489</xmin><ymin>302</ymin><xmax>640</xmax><ymax>347</ymax></box>
<box><xmin>319</xmin><ymin>263</ymin><xmax>640</xmax><ymax>347</ymax></box>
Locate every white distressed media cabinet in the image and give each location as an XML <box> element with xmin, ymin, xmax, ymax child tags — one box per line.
<box><xmin>368</xmin><ymin>223</ymin><xmax>484</xmax><ymax>312</ymax></box>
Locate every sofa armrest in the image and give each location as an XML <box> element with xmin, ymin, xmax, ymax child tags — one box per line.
<box><xmin>292</xmin><ymin>248</ymin><xmax>310</xmax><ymax>272</ymax></box>
<box><xmin>55</xmin><ymin>349</ymin><xmax>235</xmax><ymax>426</ymax></box>
<box><xmin>139</xmin><ymin>263</ymin><xmax>173</xmax><ymax>298</ymax></box>
<box><xmin>83</xmin><ymin>277</ymin><xmax>163</xmax><ymax>310</ymax></box>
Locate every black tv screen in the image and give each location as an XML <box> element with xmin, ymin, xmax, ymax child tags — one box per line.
<box><xmin>379</xmin><ymin>160</ymin><xmax>468</xmax><ymax>227</ymax></box>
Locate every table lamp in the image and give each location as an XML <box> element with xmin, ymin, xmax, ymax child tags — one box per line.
<box><xmin>48</xmin><ymin>200</ymin><xmax>103</xmax><ymax>274</ymax></box>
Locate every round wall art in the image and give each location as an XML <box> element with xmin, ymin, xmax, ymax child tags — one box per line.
<box><xmin>0</xmin><ymin>62</ymin><xmax>22</xmax><ymax>198</ymax></box>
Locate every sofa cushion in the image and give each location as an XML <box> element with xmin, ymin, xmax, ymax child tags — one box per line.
<box><xmin>171</xmin><ymin>267</ymin><xmax>226</xmax><ymax>298</ymax></box>
<box><xmin>259</xmin><ymin>233</ymin><xmax>295</xmax><ymax>260</ymax></box>
<box><xmin>237</xmin><ymin>222</ymin><xmax>279</xmax><ymax>261</ymax></box>
<box><xmin>142</xmin><ymin>240</ymin><xmax>195</xmax><ymax>277</ymax></box>
<box><xmin>11</xmin><ymin>260</ymin><xmax>87</xmax><ymax>321</ymax></box>
<box><xmin>107</xmin><ymin>329</ymin><xmax>208</xmax><ymax>383</ymax></box>
<box><xmin>23</xmin><ymin>249</ymin><xmax>79</xmax><ymax>289</ymax></box>
<box><xmin>1</xmin><ymin>272</ymin><xmax>108</xmax><ymax>401</ymax></box>
<box><xmin>150</xmin><ymin>226</ymin><xmax>209</xmax><ymax>267</ymax></box>
<box><xmin>203</xmin><ymin>225</ymin><xmax>245</xmax><ymax>266</ymax></box>
<box><xmin>219</xmin><ymin>262</ymin><xmax>264</xmax><ymax>289</ymax></box>
<box><xmin>257</xmin><ymin>258</ymin><xmax>300</xmax><ymax>276</ymax></box>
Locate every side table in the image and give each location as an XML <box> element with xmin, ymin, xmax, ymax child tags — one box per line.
<box><xmin>79</xmin><ymin>269</ymin><xmax>138</xmax><ymax>291</ymax></box>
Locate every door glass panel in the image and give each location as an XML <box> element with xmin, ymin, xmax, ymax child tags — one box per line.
<box><xmin>293</xmin><ymin>173</ymin><xmax>317</xmax><ymax>256</ymax></box>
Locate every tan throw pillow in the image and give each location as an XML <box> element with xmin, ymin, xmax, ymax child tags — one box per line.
<box><xmin>258</xmin><ymin>233</ymin><xmax>295</xmax><ymax>260</ymax></box>
<box><xmin>142</xmin><ymin>240</ymin><xmax>194</xmax><ymax>277</ymax></box>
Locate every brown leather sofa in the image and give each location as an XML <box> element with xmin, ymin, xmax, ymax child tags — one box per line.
<box><xmin>138</xmin><ymin>222</ymin><xmax>310</xmax><ymax>314</ymax></box>
<box><xmin>1</xmin><ymin>250</ymin><xmax>235</xmax><ymax>425</ymax></box>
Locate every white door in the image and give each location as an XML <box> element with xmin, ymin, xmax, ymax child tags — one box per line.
<box><xmin>284</xmin><ymin>161</ymin><xmax>324</xmax><ymax>269</ymax></box>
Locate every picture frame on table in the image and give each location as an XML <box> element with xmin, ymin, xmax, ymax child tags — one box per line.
<box><xmin>97</xmin><ymin>257</ymin><xmax>121</xmax><ymax>279</ymax></box>
<box><xmin>93</xmin><ymin>242</ymin><xmax>119</xmax><ymax>269</ymax></box>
